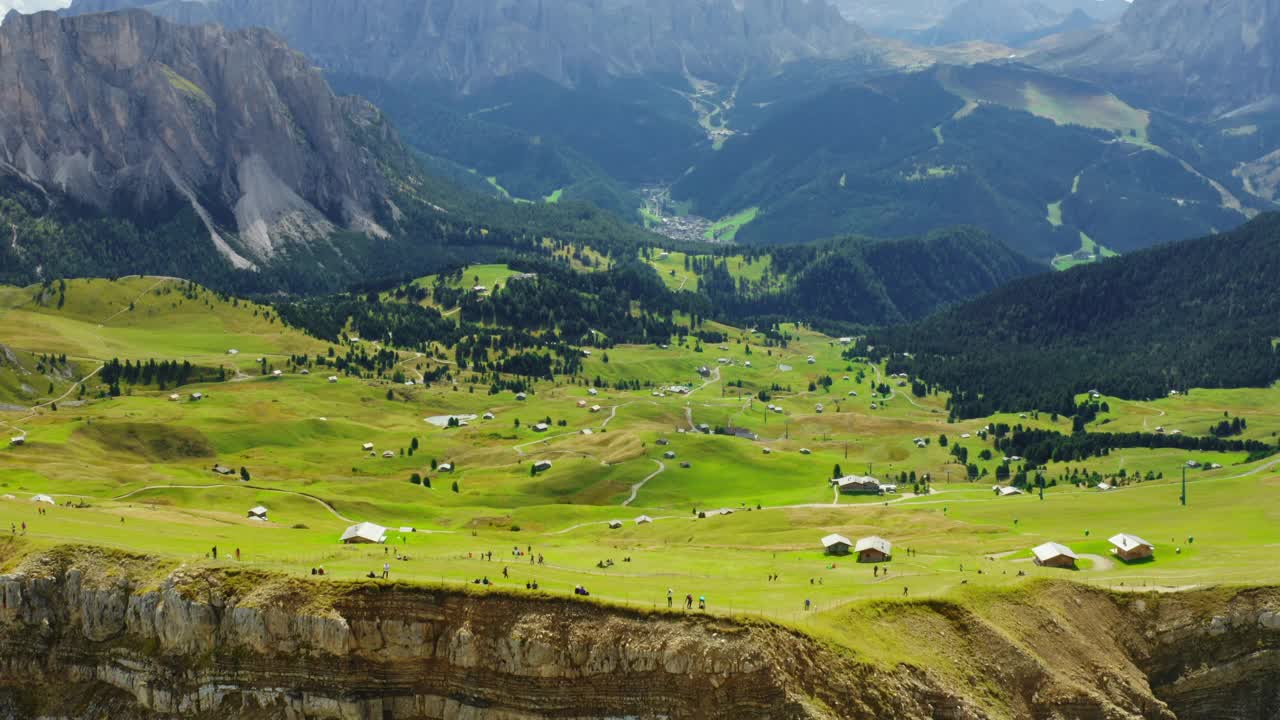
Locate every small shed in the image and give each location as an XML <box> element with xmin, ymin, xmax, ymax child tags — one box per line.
<box><xmin>438</xmin><ymin>463</ymin><xmax>453</xmax><ymax>473</ymax></box>
<box><xmin>634</xmin><ymin>515</ymin><xmax>653</xmax><ymax>525</ymax></box>
<box><xmin>362</xmin><ymin>442</ymin><xmax>375</xmax><ymax>452</ymax></box>
<box><xmin>212</xmin><ymin>465</ymin><xmax>235</xmax><ymax>476</ymax></box>
<box><xmin>31</xmin><ymin>494</ymin><xmax>55</xmax><ymax>506</ymax></box>
<box><xmin>1032</xmin><ymin>542</ymin><xmax>1078</xmax><ymax>569</ymax></box>
<box><xmin>855</xmin><ymin>536</ymin><xmax>892</xmax><ymax>563</ymax></box>
<box><xmin>680</xmin><ymin>461</ymin><xmax>691</xmax><ymax>468</ymax></box>
<box><xmin>533</xmin><ymin>460</ymin><xmax>553</xmax><ymax>473</ymax></box>
<box><xmin>1109</xmin><ymin>534</ymin><xmax>1155</xmax><ymax>563</ymax></box>
<box><xmin>515</xmin><ymin>392</ymin><xmax>528</xmax><ymax>401</ymax></box>
<box><xmin>577</xmin><ymin>400</ymin><xmax>588</xmax><ymax>408</ymax></box>
<box><xmin>590</xmin><ymin>405</ymin><xmax>602</xmax><ymax>413</ymax></box>
<box><xmin>822</xmin><ymin>533</ymin><xmax>852</xmax><ymax>556</ymax></box>
<box><xmin>168</xmin><ymin>394</ymin><xmax>180</xmax><ymax>402</ymax></box>
<box><xmin>272</xmin><ymin>369</ymin><xmax>283</xmax><ymax>377</ymax></box>
<box><xmin>190</xmin><ymin>392</ymin><xmax>204</xmax><ymax>401</ymax></box>
<box><xmin>483</xmin><ymin>412</ymin><xmax>495</xmax><ymax>420</ymax></box>
<box><xmin>608</xmin><ymin>520</ymin><xmax>622</xmax><ymax>529</ymax></box>
<box><xmin>663</xmin><ymin>451</ymin><xmax>676</xmax><ymax>459</ymax></box>
<box><xmin>341</xmin><ymin>522</ymin><xmax>387</xmax><ymax>544</ymax></box>
<box><xmin>9</xmin><ymin>436</ymin><xmax>25</xmax><ymax>446</ymax></box>
<box><xmin>799</xmin><ymin>448</ymin><xmax>812</xmax><ymax>455</ymax></box>
<box><xmin>328</xmin><ymin>376</ymin><xmax>339</xmax><ymax>383</ymax></box>
<box><xmin>533</xmin><ymin>423</ymin><xmax>549</xmax><ymax>432</ymax></box>
<box><xmin>588</xmin><ymin>388</ymin><xmax>599</xmax><ymax>396</ymax></box>
<box><xmin>1096</xmin><ymin>482</ymin><xmax>1113</xmax><ymax>492</ymax></box>
<box><xmin>995</xmin><ymin>486</ymin><xmax>1024</xmax><ymax>497</ymax></box>
<box><xmin>247</xmin><ymin>506</ymin><xmax>269</xmax><ymax>521</ymax></box>
<box><xmin>382</xmin><ymin>451</ymin><xmax>395</xmax><ymax>458</ymax></box>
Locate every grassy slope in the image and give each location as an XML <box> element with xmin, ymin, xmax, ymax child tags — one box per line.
<box><xmin>1</xmin><ymin>277</ymin><xmax>1278</xmax><ymax>664</ymax></box>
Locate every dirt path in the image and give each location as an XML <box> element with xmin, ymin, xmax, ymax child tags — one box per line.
<box><xmin>622</xmin><ymin>460</ymin><xmax>664</xmax><ymax>506</ymax></box>
<box><xmin>98</xmin><ymin>277</ymin><xmax>175</xmax><ymax>327</ymax></box>
<box><xmin>1079</xmin><ymin>553</ymin><xmax>1115</xmax><ymax>572</ymax></box>
<box><xmin>113</xmin><ymin>483</ymin><xmax>360</xmax><ymax>523</ymax></box>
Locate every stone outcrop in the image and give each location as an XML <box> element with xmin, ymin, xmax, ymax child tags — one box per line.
<box><xmin>0</xmin><ymin>9</ymin><xmax>405</xmax><ymax>269</ymax></box>
<box><xmin>0</xmin><ymin>548</ymin><xmax>1277</xmax><ymax>719</ymax></box>
<box><xmin>64</xmin><ymin>0</ymin><xmax>868</xmax><ymax>90</ymax></box>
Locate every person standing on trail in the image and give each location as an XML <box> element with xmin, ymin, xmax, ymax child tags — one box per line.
<box><xmin>502</xmin><ymin>566</ymin><xmax>509</xmax><ymax>579</ymax></box>
<box><xmin>211</xmin><ymin>546</ymin><xmax>217</xmax><ymax>559</ymax></box>
<box><xmin>382</xmin><ymin>562</ymin><xmax>390</xmax><ymax>579</ymax></box>
<box><xmin>685</xmin><ymin>594</ymin><xmax>693</xmax><ymax>610</ymax></box>
<box><xmin>698</xmin><ymin>596</ymin><xmax>706</xmax><ymax>610</ymax></box>
<box><xmin>804</xmin><ymin>599</ymin><xmax>811</xmax><ymax>612</ymax></box>
<box><xmin>667</xmin><ymin>588</ymin><xmax>674</xmax><ymax>608</ymax></box>
<box><xmin>903</xmin><ymin>586</ymin><xmax>908</xmax><ymax>596</ymax></box>
<box><xmin>235</xmin><ymin>548</ymin><xmax>241</xmax><ymax>561</ymax></box>
<box><xmin>874</xmin><ymin>565</ymin><xmax>878</xmax><ymax>577</ymax></box>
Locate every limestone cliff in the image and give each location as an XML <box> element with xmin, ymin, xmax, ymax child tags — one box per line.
<box><xmin>0</xmin><ymin>9</ymin><xmax>406</xmax><ymax>270</ymax></box>
<box><xmin>0</xmin><ymin>547</ymin><xmax>1278</xmax><ymax>719</ymax></box>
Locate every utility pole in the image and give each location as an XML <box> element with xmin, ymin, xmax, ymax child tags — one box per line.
<box><xmin>844</xmin><ymin>440</ymin><xmax>848</xmax><ymax>460</ymax></box>
<box><xmin>1180</xmin><ymin>466</ymin><xmax>1187</xmax><ymax>507</ymax></box>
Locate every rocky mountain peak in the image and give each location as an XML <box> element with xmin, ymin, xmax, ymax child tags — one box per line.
<box><xmin>0</xmin><ymin>8</ymin><xmax>404</xmax><ymax>269</ymax></box>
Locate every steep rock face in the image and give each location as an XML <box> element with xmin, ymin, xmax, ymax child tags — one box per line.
<box><xmin>0</xmin><ymin>549</ymin><xmax>1278</xmax><ymax>719</ymax></box>
<box><xmin>65</xmin><ymin>0</ymin><xmax>867</xmax><ymax>89</ymax></box>
<box><xmin>1034</xmin><ymin>0</ymin><xmax>1280</xmax><ymax>116</ymax></box>
<box><xmin>0</xmin><ymin>9</ymin><xmax>402</xmax><ymax>269</ymax></box>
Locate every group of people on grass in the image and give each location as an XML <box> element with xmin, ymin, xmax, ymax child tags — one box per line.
<box><xmin>666</xmin><ymin>588</ymin><xmax>707</xmax><ymax>610</ymax></box>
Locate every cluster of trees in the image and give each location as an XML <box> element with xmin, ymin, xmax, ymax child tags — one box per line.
<box><xmin>993</xmin><ymin>428</ymin><xmax>1273</xmax><ymax>466</ymax></box>
<box><xmin>871</xmin><ymin>214</ymin><xmax>1280</xmax><ymax>418</ymax></box>
<box><xmin>100</xmin><ymin>359</ymin><xmax>223</xmax><ymax>390</ymax></box>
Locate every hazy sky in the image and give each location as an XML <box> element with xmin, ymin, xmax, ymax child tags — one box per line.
<box><xmin>1</xmin><ymin>0</ymin><xmax>71</xmax><ymax>16</ymax></box>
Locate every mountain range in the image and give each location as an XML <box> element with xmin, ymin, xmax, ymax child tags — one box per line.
<box><xmin>65</xmin><ymin>0</ymin><xmax>868</xmax><ymax>90</ymax></box>
<box><xmin>1035</xmin><ymin>0</ymin><xmax>1280</xmax><ymax>118</ymax></box>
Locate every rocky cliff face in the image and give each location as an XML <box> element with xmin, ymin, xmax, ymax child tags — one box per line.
<box><xmin>65</xmin><ymin>0</ymin><xmax>867</xmax><ymax>90</ymax></box>
<box><xmin>1</xmin><ymin>548</ymin><xmax>1279</xmax><ymax>719</ymax></box>
<box><xmin>1034</xmin><ymin>0</ymin><xmax>1280</xmax><ymax>117</ymax></box>
<box><xmin>0</xmin><ymin>9</ymin><xmax>404</xmax><ymax>270</ymax></box>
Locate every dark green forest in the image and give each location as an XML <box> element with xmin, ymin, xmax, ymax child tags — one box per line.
<box><xmin>867</xmin><ymin>214</ymin><xmax>1280</xmax><ymax>418</ymax></box>
<box><xmin>674</xmin><ymin>66</ymin><xmax>1248</xmax><ymax>259</ymax></box>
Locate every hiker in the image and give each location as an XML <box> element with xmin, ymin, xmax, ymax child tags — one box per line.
<box><xmin>211</xmin><ymin>545</ymin><xmax>217</xmax><ymax>559</ymax></box>
<box><xmin>382</xmin><ymin>562</ymin><xmax>390</xmax><ymax>579</ymax></box>
<box><xmin>235</xmin><ymin>548</ymin><xmax>241</xmax><ymax>561</ymax></box>
<box><xmin>804</xmin><ymin>599</ymin><xmax>811</xmax><ymax>612</ymax></box>
<box><xmin>874</xmin><ymin>565</ymin><xmax>879</xmax><ymax>577</ymax></box>
<box><xmin>685</xmin><ymin>594</ymin><xmax>693</xmax><ymax>610</ymax></box>
<box><xmin>903</xmin><ymin>586</ymin><xmax>909</xmax><ymax>596</ymax></box>
<box><xmin>120</xmin><ymin>517</ymin><xmax>125</xmax><ymax>523</ymax></box>
<box><xmin>698</xmin><ymin>596</ymin><xmax>706</xmax><ymax>610</ymax></box>
<box><xmin>385</xmin><ymin>546</ymin><xmax>389</xmax><ymax>555</ymax></box>
<box><xmin>502</xmin><ymin>566</ymin><xmax>509</xmax><ymax>579</ymax></box>
<box><xmin>667</xmin><ymin>588</ymin><xmax>674</xmax><ymax>608</ymax></box>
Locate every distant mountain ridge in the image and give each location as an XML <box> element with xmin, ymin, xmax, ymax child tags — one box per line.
<box><xmin>65</xmin><ymin>0</ymin><xmax>868</xmax><ymax>91</ymax></box>
<box><xmin>0</xmin><ymin>8</ymin><xmax>404</xmax><ymax>271</ymax></box>
<box><xmin>1035</xmin><ymin>0</ymin><xmax>1280</xmax><ymax>117</ymax></box>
